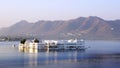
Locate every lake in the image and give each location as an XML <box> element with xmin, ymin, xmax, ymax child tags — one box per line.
<box><xmin>0</xmin><ymin>40</ymin><xmax>120</xmax><ymax>68</ymax></box>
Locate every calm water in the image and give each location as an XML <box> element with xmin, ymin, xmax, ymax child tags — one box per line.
<box><xmin>0</xmin><ymin>41</ymin><xmax>120</xmax><ymax>68</ymax></box>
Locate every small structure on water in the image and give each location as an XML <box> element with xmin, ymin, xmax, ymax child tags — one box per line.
<box><xmin>18</xmin><ymin>39</ymin><xmax>85</xmax><ymax>52</ymax></box>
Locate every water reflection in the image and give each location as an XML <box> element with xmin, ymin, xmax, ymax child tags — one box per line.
<box><xmin>43</xmin><ymin>50</ymin><xmax>85</xmax><ymax>64</ymax></box>
<box><xmin>19</xmin><ymin>48</ymin><xmax>38</xmax><ymax>53</ymax></box>
<box><xmin>19</xmin><ymin>48</ymin><xmax>86</xmax><ymax>67</ymax></box>
<box><xmin>23</xmin><ymin>51</ymin><xmax>120</xmax><ymax>68</ymax></box>
<box><xmin>28</xmin><ymin>53</ymin><xmax>38</xmax><ymax>67</ymax></box>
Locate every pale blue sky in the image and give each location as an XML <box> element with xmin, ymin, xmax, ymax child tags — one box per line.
<box><xmin>0</xmin><ymin>0</ymin><xmax>120</xmax><ymax>27</ymax></box>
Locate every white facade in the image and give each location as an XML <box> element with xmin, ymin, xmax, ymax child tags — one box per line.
<box><xmin>18</xmin><ymin>39</ymin><xmax>85</xmax><ymax>51</ymax></box>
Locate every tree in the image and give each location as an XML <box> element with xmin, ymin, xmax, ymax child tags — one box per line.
<box><xmin>20</xmin><ymin>39</ymin><xmax>26</xmax><ymax>44</ymax></box>
<box><xmin>34</xmin><ymin>39</ymin><xmax>39</xmax><ymax>43</ymax></box>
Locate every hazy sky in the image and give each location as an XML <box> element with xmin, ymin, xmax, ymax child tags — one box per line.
<box><xmin>0</xmin><ymin>0</ymin><xmax>120</xmax><ymax>28</ymax></box>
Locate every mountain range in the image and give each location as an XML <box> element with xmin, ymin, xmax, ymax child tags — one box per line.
<box><xmin>0</xmin><ymin>16</ymin><xmax>120</xmax><ymax>40</ymax></box>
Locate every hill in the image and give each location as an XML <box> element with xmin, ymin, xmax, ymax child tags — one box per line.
<box><xmin>0</xmin><ymin>16</ymin><xmax>120</xmax><ymax>40</ymax></box>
